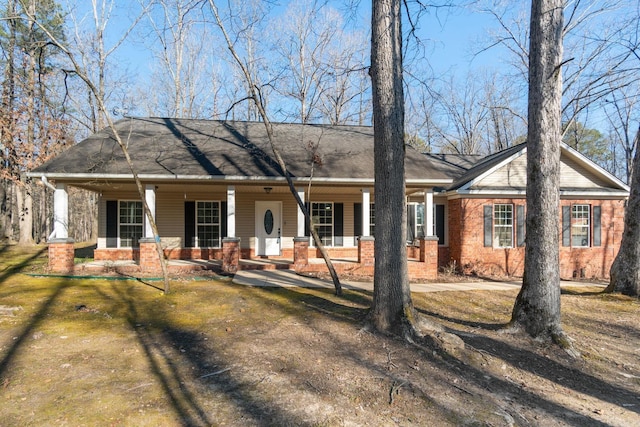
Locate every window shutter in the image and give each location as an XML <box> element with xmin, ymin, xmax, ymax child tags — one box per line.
<box><xmin>435</xmin><ymin>204</ymin><xmax>445</xmax><ymax>245</ymax></box>
<box><xmin>483</xmin><ymin>205</ymin><xmax>493</xmax><ymax>247</ymax></box>
<box><xmin>562</xmin><ymin>206</ymin><xmax>571</xmax><ymax>247</ymax></box>
<box><xmin>354</xmin><ymin>203</ymin><xmax>362</xmax><ymax>237</ymax></box>
<box><xmin>516</xmin><ymin>205</ymin><xmax>526</xmax><ymax>247</ymax></box>
<box><xmin>106</xmin><ymin>200</ymin><xmax>118</xmax><ymax>248</ymax></box>
<box><xmin>334</xmin><ymin>203</ymin><xmax>344</xmax><ymax>246</ymax></box>
<box><xmin>304</xmin><ymin>202</ymin><xmax>310</xmax><ymax>237</ymax></box>
<box><xmin>407</xmin><ymin>205</ymin><xmax>416</xmax><ymax>242</ymax></box>
<box><xmin>354</xmin><ymin>203</ymin><xmax>362</xmax><ymax>246</ymax></box>
<box><xmin>593</xmin><ymin>205</ymin><xmax>601</xmax><ymax>247</ymax></box>
<box><xmin>221</xmin><ymin>201</ymin><xmax>228</xmax><ymax>239</ymax></box>
<box><xmin>184</xmin><ymin>201</ymin><xmax>195</xmax><ymax>247</ymax></box>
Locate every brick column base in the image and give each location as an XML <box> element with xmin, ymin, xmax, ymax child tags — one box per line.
<box><xmin>293</xmin><ymin>237</ymin><xmax>309</xmax><ymax>270</ymax></box>
<box><xmin>222</xmin><ymin>238</ymin><xmax>241</xmax><ymax>274</ymax></box>
<box><xmin>419</xmin><ymin>237</ymin><xmax>439</xmax><ymax>279</ymax></box>
<box><xmin>139</xmin><ymin>238</ymin><xmax>163</xmax><ymax>272</ymax></box>
<box><xmin>358</xmin><ymin>236</ymin><xmax>375</xmax><ymax>266</ymax></box>
<box><xmin>48</xmin><ymin>238</ymin><xmax>75</xmax><ymax>273</ymax></box>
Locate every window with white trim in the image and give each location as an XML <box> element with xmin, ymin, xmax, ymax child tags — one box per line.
<box><xmin>119</xmin><ymin>201</ymin><xmax>143</xmax><ymax>248</ymax></box>
<box><xmin>493</xmin><ymin>204</ymin><xmax>513</xmax><ymax>248</ymax></box>
<box><xmin>311</xmin><ymin>202</ymin><xmax>333</xmax><ymax>246</ymax></box>
<box><xmin>416</xmin><ymin>204</ymin><xmax>425</xmax><ymax>238</ymax></box>
<box><xmin>571</xmin><ymin>204</ymin><xmax>590</xmax><ymax>247</ymax></box>
<box><xmin>407</xmin><ymin>203</ymin><xmax>425</xmax><ymax>242</ymax></box>
<box><xmin>196</xmin><ymin>201</ymin><xmax>221</xmax><ymax>247</ymax></box>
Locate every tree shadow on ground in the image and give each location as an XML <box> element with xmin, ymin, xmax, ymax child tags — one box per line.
<box><xmin>413</xmin><ymin>298</ymin><xmax>640</xmax><ymax>421</ymax></box>
<box><xmin>232</xmin><ymin>284</ymin><xmax>618</xmax><ymax>425</ymax></box>
<box><xmin>1</xmin><ymin>250</ymin><xmax>636</xmax><ymax>426</ymax></box>
<box><xmin>0</xmin><ymin>279</ymin><xmax>69</xmax><ymax>378</ymax></box>
<box><xmin>560</xmin><ymin>287</ymin><xmax>608</xmax><ymax>296</ymax></box>
<box><xmin>0</xmin><ymin>247</ymin><xmax>46</xmax><ymax>285</ymax></box>
<box><xmin>415</xmin><ymin>306</ymin><xmax>507</xmax><ymax>331</ymax></box>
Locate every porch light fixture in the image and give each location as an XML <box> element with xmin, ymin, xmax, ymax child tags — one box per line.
<box><xmin>264</xmin><ymin>187</ymin><xmax>272</xmax><ymax>194</ymax></box>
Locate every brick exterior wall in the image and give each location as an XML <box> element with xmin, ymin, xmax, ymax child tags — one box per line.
<box><xmin>559</xmin><ymin>198</ymin><xmax>625</xmax><ymax>279</ymax></box>
<box><xmin>94</xmin><ymin>248</ymin><xmax>139</xmax><ymax>261</ymax></box>
<box><xmin>48</xmin><ymin>239</ymin><xmax>75</xmax><ymax>273</ymax></box>
<box><xmin>448</xmin><ymin>197</ymin><xmax>625</xmax><ymax>279</ymax></box>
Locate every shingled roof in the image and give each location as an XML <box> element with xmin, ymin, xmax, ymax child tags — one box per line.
<box><xmin>32</xmin><ymin>117</ymin><xmax>453</xmax><ymax>185</ymax></box>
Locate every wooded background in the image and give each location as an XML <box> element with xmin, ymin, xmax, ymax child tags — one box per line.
<box><xmin>1</xmin><ymin>0</ymin><xmax>638</xmax><ymax>245</ymax></box>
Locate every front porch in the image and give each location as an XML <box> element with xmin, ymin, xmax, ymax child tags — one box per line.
<box><xmin>48</xmin><ymin>236</ymin><xmax>440</xmax><ymax>280</ymax></box>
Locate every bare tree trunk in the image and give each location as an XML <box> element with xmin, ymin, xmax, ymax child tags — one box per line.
<box><xmin>209</xmin><ymin>0</ymin><xmax>342</xmax><ymax>295</ymax></box>
<box><xmin>29</xmin><ymin>20</ymin><xmax>171</xmax><ymax>294</ymax></box>
<box><xmin>1</xmin><ymin>0</ymin><xmax>17</xmax><ymax>241</ymax></box>
<box><xmin>17</xmin><ymin>181</ymin><xmax>34</xmax><ymax>245</ymax></box>
<box><xmin>511</xmin><ymin>0</ymin><xmax>569</xmax><ymax>346</ymax></box>
<box><xmin>606</xmin><ymin>126</ymin><xmax>640</xmax><ymax>296</ymax></box>
<box><xmin>368</xmin><ymin>0</ymin><xmax>414</xmax><ymax>335</ymax></box>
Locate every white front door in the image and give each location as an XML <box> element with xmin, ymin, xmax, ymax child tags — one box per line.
<box><xmin>255</xmin><ymin>201</ymin><xmax>282</xmax><ymax>256</ymax></box>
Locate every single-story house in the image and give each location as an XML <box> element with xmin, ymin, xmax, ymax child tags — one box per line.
<box><xmin>29</xmin><ymin>117</ymin><xmax>629</xmax><ymax>280</ymax></box>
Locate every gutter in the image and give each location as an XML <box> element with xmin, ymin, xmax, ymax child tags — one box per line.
<box><xmin>28</xmin><ymin>172</ymin><xmax>452</xmax><ymax>187</ymax></box>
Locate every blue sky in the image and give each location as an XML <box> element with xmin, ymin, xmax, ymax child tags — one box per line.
<box><xmin>102</xmin><ymin>0</ymin><xmax>504</xmax><ymax>85</ymax></box>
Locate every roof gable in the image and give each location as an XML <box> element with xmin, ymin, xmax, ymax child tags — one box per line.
<box><xmin>449</xmin><ymin>142</ymin><xmax>629</xmax><ymax>196</ymax></box>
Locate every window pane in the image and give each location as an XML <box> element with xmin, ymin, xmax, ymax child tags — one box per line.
<box><xmin>197</xmin><ymin>225</ymin><xmax>219</xmax><ymax>247</ymax></box>
<box><xmin>493</xmin><ymin>204</ymin><xmax>513</xmax><ymax>247</ymax></box>
<box><xmin>119</xmin><ymin>201</ymin><xmax>143</xmax><ymax>248</ymax></box>
<box><xmin>196</xmin><ymin>201</ymin><xmax>220</xmax><ymax>247</ymax></box>
<box><xmin>416</xmin><ymin>204</ymin><xmax>425</xmax><ymax>238</ymax></box>
<box><xmin>571</xmin><ymin>205</ymin><xmax>590</xmax><ymax>247</ymax></box>
<box><xmin>312</xmin><ymin>203</ymin><xmax>333</xmax><ymax>246</ymax></box>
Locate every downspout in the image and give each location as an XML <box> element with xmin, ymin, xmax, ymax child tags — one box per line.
<box><xmin>41</xmin><ymin>175</ymin><xmax>56</xmax><ymax>191</ymax></box>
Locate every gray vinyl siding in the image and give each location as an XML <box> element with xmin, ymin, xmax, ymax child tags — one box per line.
<box><xmin>559</xmin><ymin>156</ymin><xmax>609</xmax><ymax>188</ymax></box>
<box><xmin>472</xmin><ymin>153</ymin><xmax>609</xmax><ymax>190</ymax></box>
<box><xmin>97</xmin><ymin>188</ymin><xmax>369</xmax><ymax>250</ymax></box>
<box><xmin>474</xmin><ymin>155</ymin><xmax>527</xmax><ymax>189</ymax></box>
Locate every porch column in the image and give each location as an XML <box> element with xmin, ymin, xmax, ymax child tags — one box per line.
<box><xmin>293</xmin><ymin>236</ymin><xmax>309</xmax><ymax>270</ymax></box>
<box><xmin>425</xmin><ymin>189</ymin><xmax>434</xmax><ymax>237</ymax></box>
<box><xmin>297</xmin><ymin>188</ymin><xmax>305</xmax><ymax>237</ymax></box>
<box><xmin>48</xmin><ymin>238</ymin><xmax>75</xmax><ymax>273</ymax></box>
<box><xmin>227</xmin><ymin>185</ymin><xmax>236</xmax><ymax>238</ymax></box>
<box><xmin>144</xmin><ymin>184</ymin><xmax>156</xmax><ymax>238</ymax></box>
<box><xmin>362</xmin><ymin>188</ymin><xmax>370</xmax><ymax>237</ymax></box>
<box><xmin>53</xmin><ymin>183</ymin><xmax>69</xmax><ymax>239</ymax></box>
<box><xmin>139</xmin><ymin>238</ymin><xmax>162</xmax><ymax>272</ymax></box>
<box><xmin>222</xmin><ymin>237</ymin><xmax>240</xmax><ymax>273</ymax></box>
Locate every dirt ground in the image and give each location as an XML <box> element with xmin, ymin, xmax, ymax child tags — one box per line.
<box><xmin>1</xmin><ymin>245</ymin><xmax>639</xmax><ymax>426</ymax></box>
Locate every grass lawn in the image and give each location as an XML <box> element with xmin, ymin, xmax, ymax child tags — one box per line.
<box><xmin>1</xmin><ymin>245</ymin><xmax>639</xmax><ymax>426</ymax></box>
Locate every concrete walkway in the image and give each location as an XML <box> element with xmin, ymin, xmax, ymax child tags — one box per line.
<box><xmin>231</xmin><ymin>269</ymin><xmax>602</xmax><ymax>292</ymax></box>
